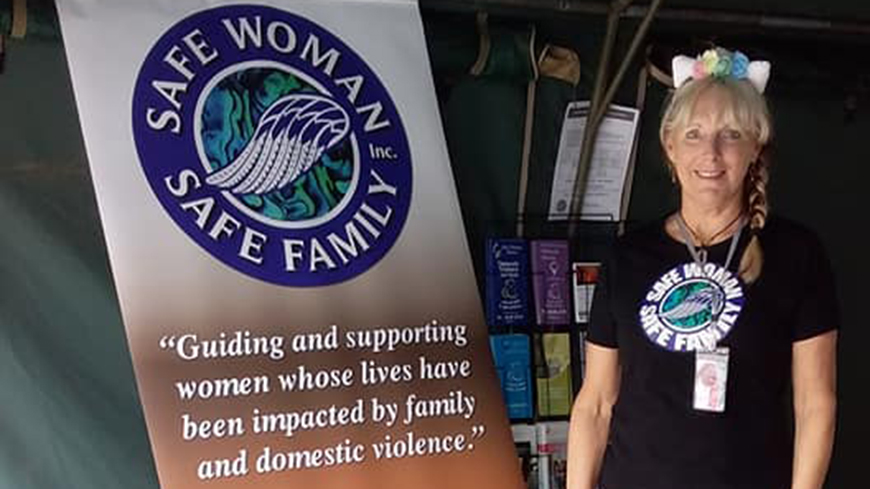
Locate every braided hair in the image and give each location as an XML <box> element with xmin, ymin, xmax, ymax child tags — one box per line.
<box><xmin>738</xmin><ymin>150</ymin><xmax>770</xmax><ymax>283</ymax></box>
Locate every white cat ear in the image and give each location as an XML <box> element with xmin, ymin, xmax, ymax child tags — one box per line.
<box><xmin>671</xmin><ymin>55</ymin><xmax>695</xmax><ymax>88</ymax></box>
<box><xmin>747</xmin><ymin>60</ymin><xmax>771</xmax><ymax>93</ymax></box>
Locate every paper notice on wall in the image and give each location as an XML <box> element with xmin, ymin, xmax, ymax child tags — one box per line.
<box><xmin>548</xmin><ymin>102</ymin><xmax>640</xmax><ymax>221</ymax></box>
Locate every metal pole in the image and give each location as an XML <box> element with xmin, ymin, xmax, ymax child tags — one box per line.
<box><xmin>564</xmin><ymin>0</ymin><xmax>625</xmax><ymax>238</ymax></box>
<box><xmin>566</xmin><ymin>0</ymin><xmax>662</xmax><ymax>235</ymax></box>
<box><xmin>580</xmin><ymin>0</ymin><xmax>663</xmax><ymax>221</ymax></box>
<box><xmin>1</xmin><ymin>1</ymin><xmax>869</xmax><ymax>40</ymax></box>
<box><xmin>592</xmin><ymin>0</ymin><xmax>663</xmax><ymax>127</ymax></box>
<box><xmin>420</xmin><ymin>0</ymin><xmax>870</xmax><ymax>37</ymax></box>
<box><xmin>566</xmin><ymin>0</ymin><xmax>640</xmax><ymax>236</ymax></box>
<box><xmin>564</xmin><ymin>1</ymin><xmax>626</xmax><ymax>236</ymax></box>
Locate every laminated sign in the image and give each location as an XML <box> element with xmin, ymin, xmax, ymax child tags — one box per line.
<box><xmin>56</xmin><ymin>1</ymin><xmax>522</xmax><ymax>488</ymax></box>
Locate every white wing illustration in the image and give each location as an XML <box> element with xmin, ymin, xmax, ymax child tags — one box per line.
<box><xmin>660</xmin><ymin>287</ymin><xmax>725</xmax><ymax>322</ymax></box>
<box><xmin>206</xmin><ymin>93</ymin><xmax>350</xmax><ymax>195</ymax></box>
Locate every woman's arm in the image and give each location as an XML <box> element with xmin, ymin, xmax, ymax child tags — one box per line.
<box><xmin>567</xmin><ymin>342</ymin><xmax>620</xmax><ymax>489</ymax></box>
<box><xmin>792</xmin><ymin>330</ymin><xmax>837</xmax><ymax>489</ymax></box>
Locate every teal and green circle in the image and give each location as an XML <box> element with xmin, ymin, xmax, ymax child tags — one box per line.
<box><xmin>660</xmin><ymin>281</ymin><xmax>720</xmax><ymax>332</ymax></box>
<box><xmin>200</xmin><ymin>66</ymin><xmax>354</xmax><ymax>224</ymax></box>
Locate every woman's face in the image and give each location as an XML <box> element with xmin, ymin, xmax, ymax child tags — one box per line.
<box><xmin>665</xmin><ymin>85</ymin><xmax>761</xmax><ymax>210</ymax></box>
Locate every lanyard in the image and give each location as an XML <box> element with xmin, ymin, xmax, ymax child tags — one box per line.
<box><xmin>675</xmin><ymin>215</ymin><xmax>745</xmax><ymax>272</ymax></box>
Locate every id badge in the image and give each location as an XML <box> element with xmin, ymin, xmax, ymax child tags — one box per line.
<box><xmin>693</xmin><ymin>347</ymin><xmax>729</xmax><ymax>413</ymax></box>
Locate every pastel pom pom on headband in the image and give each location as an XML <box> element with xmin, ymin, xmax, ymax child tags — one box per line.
<box><xmin>672</xmin><ymin>48</ymin><xmax>771</xmax><ymax>93</ymax></box>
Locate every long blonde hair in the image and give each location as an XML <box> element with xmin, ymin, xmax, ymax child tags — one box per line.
<box><xmin>659</xmin><ymin>77</ymin><xmax>772</xmax><ymax>284</ymax></box>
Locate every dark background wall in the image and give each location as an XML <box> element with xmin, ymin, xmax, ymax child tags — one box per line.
<box><xmin>1</xmin><ymin>1</ymin><xmax>867</xmax><ymax>487</ymax></box>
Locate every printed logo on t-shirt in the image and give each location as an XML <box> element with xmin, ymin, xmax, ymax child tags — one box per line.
<box><xmin>638</xmin><ymin>262</ymin><xmax>744</xmax><ymax>352</ymax></box>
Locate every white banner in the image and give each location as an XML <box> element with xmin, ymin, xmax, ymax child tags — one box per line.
<box><xmin>57</xmin><ymin>1</ymin><xmax>522</xmax><ymax>488</ymax></box>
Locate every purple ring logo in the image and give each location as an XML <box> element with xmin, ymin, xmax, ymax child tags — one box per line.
<box><xmin>133</xmin><ymin>5</ymin><xmax>412</xmax><ymax>286</ymax></box>
<box><xmin>638</xmin><ymin>262</ymin><xmax>744</xmax><ymax>352</ymax></box>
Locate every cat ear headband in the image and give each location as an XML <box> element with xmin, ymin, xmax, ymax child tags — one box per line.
<box><xmin>672</xmin><ymin>48</ymin><xmax>771</xmax><ymax>93</ymax></box>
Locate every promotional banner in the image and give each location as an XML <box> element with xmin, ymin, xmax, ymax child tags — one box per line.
<box><xmin>56</xmin><ymin>1</ymin><xmax>523</xmax><ymax>488</ymax></box>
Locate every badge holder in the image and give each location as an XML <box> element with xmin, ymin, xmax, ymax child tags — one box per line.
<box><xmin>675</xmin><ymin>216</ymin><xmax>742</xmax><ymax>414</ymax></box>
<box><xmin>693</xmin><ymin>347</ymin><xmax>729</xmax><ymax>412</ymax></box>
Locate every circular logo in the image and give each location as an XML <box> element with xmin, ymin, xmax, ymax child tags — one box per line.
<box><xmin>133</xmin><ymin>5</ymin><xmax>412</xmax><ymax>286</ymax></box>
<box><xmin>638</xmin><ymin>262</ymin><xmax>745</xmax><ymax>352</ymax></box>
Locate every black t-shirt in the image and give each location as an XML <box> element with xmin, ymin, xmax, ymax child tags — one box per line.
<box><xmin>588</xmin><ymin>215</ymin><xmax>839</xmax><ymax>489</ymax></box>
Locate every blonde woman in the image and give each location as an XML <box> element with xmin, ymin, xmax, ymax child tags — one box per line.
<box><xmin>568</xmin><ymin>48</ymin><xmax>838</xmax><ymax>489</ymax></box>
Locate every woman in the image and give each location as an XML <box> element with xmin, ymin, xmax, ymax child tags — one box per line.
<box><xmin>567</xmin><ymin>48</ymin><xmax>838</xmax><ymax>489</ymax></box>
